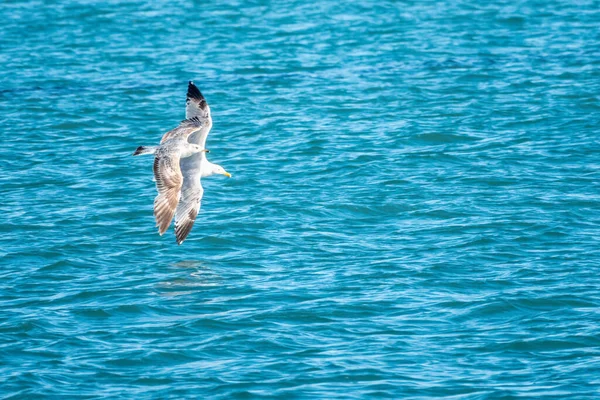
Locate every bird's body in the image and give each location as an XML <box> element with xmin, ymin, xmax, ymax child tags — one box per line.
<box><xmin>134</xmin><ymin>137</ymin><xmax>203</xmax><ymax>159</ymax></box>
<box><xmin>133</xmin><ymin>82</ymin><xmax>231</xmax><ymax>244</ymax></box>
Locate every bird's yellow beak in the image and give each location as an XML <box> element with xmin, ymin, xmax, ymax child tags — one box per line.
<box><xmin>224</xmin><ymin>171</ymin><xmax>232</xmax><ymax>178</ymax></box>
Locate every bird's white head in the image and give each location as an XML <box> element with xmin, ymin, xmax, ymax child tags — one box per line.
<box><xmin>212</xmin><ymin>163</ymin><xmax>231</xmax><ymax>178</ymax></box>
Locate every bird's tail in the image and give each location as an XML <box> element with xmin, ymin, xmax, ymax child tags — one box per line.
<box><xmin>132</xmin><ymin>146</ymin><xmax>157</xmax><ymax>156</ymax></box>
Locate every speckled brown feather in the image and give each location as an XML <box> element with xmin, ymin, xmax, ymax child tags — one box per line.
<box><xmin>153</xmin><ymin>150</ymin><xmax>183</xmax><ymax>235</ymax></box>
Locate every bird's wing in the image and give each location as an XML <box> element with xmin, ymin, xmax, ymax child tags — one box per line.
<box><xmin>160</xmin><ymin>116</ymin><xmax>205</xmax><ymax>144</ymax></box>
<box><xmin>186</xmin><ymin>81</ymin><xmax>210</xmax><ymax>119</ymax></box>
<box><xmin>185</xmin><ymin>81</ymin><xmax>212</xmax><ymax>149</ymax></box>
<box><xmin>153</xmin><ymin>149</ymin><xmax>183</xmax><ymax>235</ymax></box>
<box><xmin>175</xmin><ymin>153</ymin><xmax>205</xmax><ymax>244</ymax></box>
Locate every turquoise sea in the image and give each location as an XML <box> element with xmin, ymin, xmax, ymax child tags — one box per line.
<box><xmin>2</xmin><ymin>1</ymin><xmax>600</xmax><ymax>398</ymax></box>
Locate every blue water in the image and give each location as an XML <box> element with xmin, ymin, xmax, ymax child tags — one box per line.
<box><xmin>2</xmin><ymin>1</ymin><xmax>600</xmax><ymax>398</ymax></box>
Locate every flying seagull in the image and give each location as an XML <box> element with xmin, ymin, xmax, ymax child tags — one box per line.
<box><xmin>133</xmin><ymin>82</ymin><xmax>231</xmax><ymax>244</ymax></box>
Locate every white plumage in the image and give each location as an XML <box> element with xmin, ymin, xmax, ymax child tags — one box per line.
<box><xmin>134</xmin><ymin>81</ymin><xmax>231</xmax><ymax>244</ymax></box>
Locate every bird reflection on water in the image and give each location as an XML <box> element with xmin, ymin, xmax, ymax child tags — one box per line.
<box><xmin>156</xmin><ymin>260</ymin><xmax>222</xmax><ymax>297</ymax></box>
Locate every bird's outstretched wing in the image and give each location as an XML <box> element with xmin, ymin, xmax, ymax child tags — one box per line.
<box><xmin>160</xmin><ymin>116</ymin><xmax>205</xmax><ymax>144</ymax></box>
<box><xmin>175</xmin><ymin>153</ymin><xmax>206</xmax><ymax>245</ymax></box>
<box><xmin>153</xmin><ymin>149</ymin><xmax>183</xmax><ymax>235</ymax></box>
<box><xmin>185</xmin><ymin>81</ymin><xmax>213</xmax><ymax>149</ymax></box>
<box><xmin>186</xmin><ymin>81</ymin><xmax>210</xmax><ymax>119</ymax></box>
<box><xmin>172</xmin><ymin>81</ymin><xmax>215</xmax><ymax>244</ymax></box>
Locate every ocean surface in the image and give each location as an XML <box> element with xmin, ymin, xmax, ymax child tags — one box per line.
<box><xmin>2</xmin><ymin>0</ymin><xmax>600</xmax><ymax>398</ymax></box>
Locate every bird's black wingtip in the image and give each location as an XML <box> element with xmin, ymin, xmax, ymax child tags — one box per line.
<box><xmin>187</xmin><ymin>81</ymin><xmax>204</xmax><ymax>100</ymax></box>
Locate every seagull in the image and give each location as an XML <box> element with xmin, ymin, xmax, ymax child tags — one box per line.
<box><xmin>133</xmin><ymin>81</ymin><xmax>231</xmax><ymax>244</ymax></box>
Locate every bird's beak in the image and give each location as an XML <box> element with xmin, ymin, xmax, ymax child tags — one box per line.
<box><xmin>224</xmin><ymin>171</ymin><xmax>232</xmax><ymax>178</ymax></box>
<box><xmin>203</xmin><ymin>149</ymin><xmax>210</xmax><ymax>153</ymax></box>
